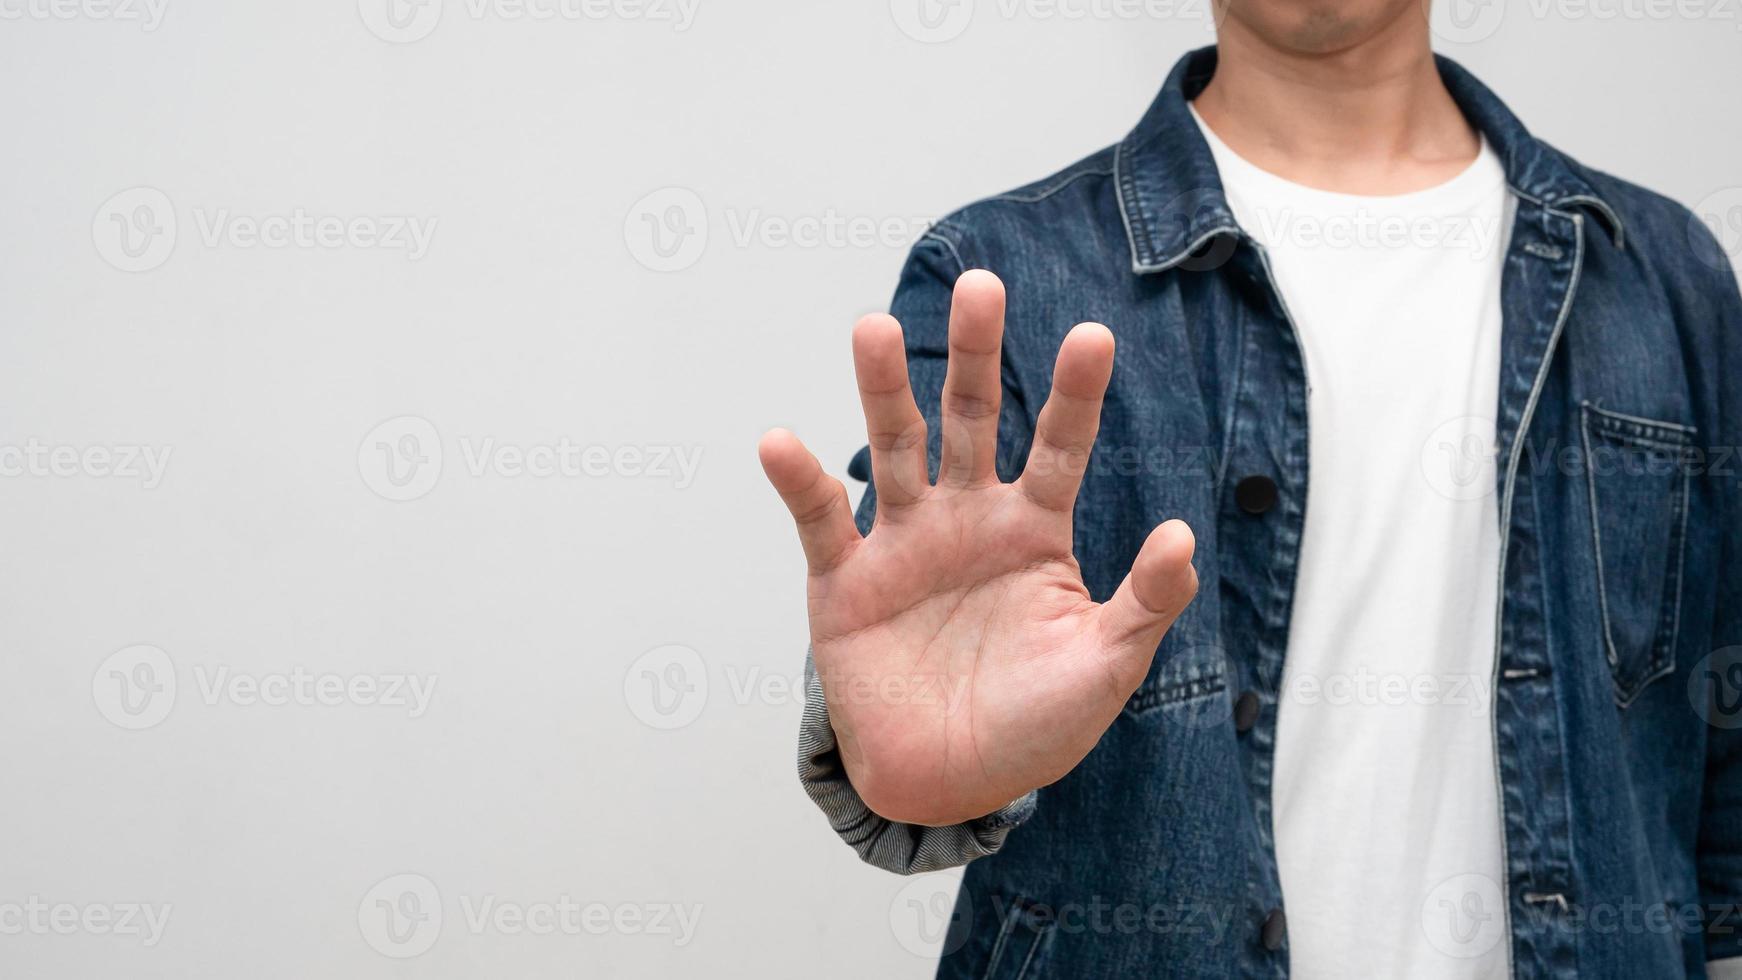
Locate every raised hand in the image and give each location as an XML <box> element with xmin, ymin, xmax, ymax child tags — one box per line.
<box><xmin>759</xmin><ymin>270</ymin><xmax>1197</xmax><ymax>826</ymax></box>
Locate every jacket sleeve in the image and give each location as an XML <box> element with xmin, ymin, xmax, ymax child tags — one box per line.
<box><xmin>794</xmin><ymin>223</ymin><xmax>1040</xmax><ymax>874</ymax></box>
<box><xmin>1698</xmin><ymin>227</ymin><xmax>1742</xmax><ymax>967</ymax></box>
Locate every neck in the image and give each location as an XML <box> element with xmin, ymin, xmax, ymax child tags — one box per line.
<box><xmin>1193</xmin><ymin>15</ymin><xmax>1480</xmax><ymax>195</ymax></box>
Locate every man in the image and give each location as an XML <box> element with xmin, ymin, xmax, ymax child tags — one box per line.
<box><xmin>758</xmin><ymin>2</ymin><xmax>1741</xmax><ymax>976</ymax></box>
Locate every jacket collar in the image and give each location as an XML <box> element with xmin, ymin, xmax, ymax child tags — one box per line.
<box><xmin>1116</xmin><ymin>46</ymin><xmax>1624</xmax><ymax>275</ymax></box>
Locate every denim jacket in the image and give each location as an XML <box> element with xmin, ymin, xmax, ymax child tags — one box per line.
<box><xmin>797</xmin><ymin>46</ymin><xmax>1742</xmax><ymax>979</ymax></box>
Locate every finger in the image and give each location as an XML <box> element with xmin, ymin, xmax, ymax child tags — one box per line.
<box><xmin>1096</xmin><ymin>520</ymin><xmax>1199</xmax><ymax>664</ymax></box>
<box><xmin>1018</xmin><ymin>322</ymin><xmax>1114</xmax><ymax>513</ymax></box>
<box><xmin>758</xmin><ymin>428</ymin><xmax>860</xmax><ymax>571</ymax></box>
<box><xmin>938</xmin><ymin>269</ymin><xmax>1006</xmax><ymax>485</ymax></box>
<box><xmin>852</xmin><ymin>314</ymin><xmax>928</xmax><ymax>509</ymax></box>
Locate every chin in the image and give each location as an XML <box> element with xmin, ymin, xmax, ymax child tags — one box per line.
<box><xmin>1221</xmin><ymin>0</ymin><xmax>1420</xmax><ymax>55</ymax></box>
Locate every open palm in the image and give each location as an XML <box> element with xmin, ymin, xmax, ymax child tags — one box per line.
<box><xmin>760</xmin><ymin>271</ymin><xmax>1197</xmax><ymax>826</ymax></box>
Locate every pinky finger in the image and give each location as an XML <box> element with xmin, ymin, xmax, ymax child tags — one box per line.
<box><xmin>758</xmin><ymin>428</ymin><xmax>861</xmax><ymax>572</ymax></box>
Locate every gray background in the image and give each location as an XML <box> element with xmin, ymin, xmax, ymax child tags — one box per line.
<box><xmin>0</xmin><ymin>1</ymin><xmax>1738</xmax><ymax>977</ymax></box>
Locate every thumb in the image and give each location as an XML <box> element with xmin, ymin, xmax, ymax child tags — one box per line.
<box><xmin>1095</xmin><ymin>520</ymin><xmax>1199</xmax><ymax>668</ymax></box>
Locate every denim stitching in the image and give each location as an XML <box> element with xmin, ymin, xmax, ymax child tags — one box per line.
<box><xmin>981</xmin><ymin>899</ymin><xmax>1052</xmax><ymax>980</ymax></box>
<box><xmin>982</xmin><ymin>901</ymin><xmax>1018</xmax><ymax>980</ymax></box>
<box><xmin>1580</xmin><ymin>402</ymin><xmax>1688</xmax><ymax>707</ymax></box>
<box><xmin>990</xmin><ymin>166</ymin><xmax>1113</xmax><ymax>206</ymax></box>
<box><xmin>1580</xmin><ymin>405</ymin><xmax>1620</xmax><ymax>682</ymax></box>
<box><xmin>1557</xmin><ymin>193</ymin><xmax>1626</xmax><ymax>249</ymax></box>
<box><xmin>921</xmin><ymin>224</ymin><xmax>969</xmax><ymax>276</ymax></box>
<box><xmin>1668</xmin><ymin>464</ymin><xmax>1691</xmax><ymax>688</ymax></box>
<box><xmin>1583</xmin><ymin>401</ymin><xmax>1696</xmax><ymax>442</ymax></box>
<box><xmin>1214</xmin><ymin>280</ymin><xmax>1256</xmax><ymax>498</ymax></box>
<box><xmin>1620</xmin><ymin>465</ymin><xmax>1690</xmax><ymax>707</ymax></box>
<box><xmin>1115</xmin><ymin>139</ymin><xmax>1155</xmax><ymax>270</ymax></box>
<box><xmin>1491</xmin><ymin>204</ymin><xmax>1585</xmax><ymax>977</ymax></box>
<box><xmin>1011</xmin><ymin>926</ymin><xmax>1045</xmax><ymax>980</ymax></box>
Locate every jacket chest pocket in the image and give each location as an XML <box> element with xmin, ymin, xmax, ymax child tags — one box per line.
<box><xmin>1579</xmin><ymin>403</ymin><xmax>1694</xmax><ymax>707</ymax></box>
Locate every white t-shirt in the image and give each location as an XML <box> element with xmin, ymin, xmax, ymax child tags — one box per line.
<box><xmin>1192</xmin><ymin>106</ymin><xmax>1515</xmax><ymax>978</ymax></box>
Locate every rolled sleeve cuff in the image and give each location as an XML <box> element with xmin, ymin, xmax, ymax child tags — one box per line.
<box><xmin>796</xmin><ymin>651</ymin><xmax>1035</xmax><ymax>875</ymax></box>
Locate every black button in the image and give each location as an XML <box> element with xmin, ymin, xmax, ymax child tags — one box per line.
<box><xmin>1233</xmin><ymin>691</ymin><xmax>1260</xmax><ymax>733</ymax></box>
<box><xmin>1235</xmin><ymin>475</ymin><xmax>1278</xmax><ymax>515</ymax></box>
<box><xmin>1261</xmin><ymin>908</ymin><xmax>1287</xmax><ymax>951</ymax></box>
